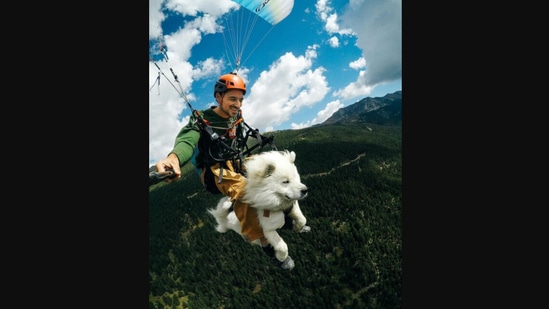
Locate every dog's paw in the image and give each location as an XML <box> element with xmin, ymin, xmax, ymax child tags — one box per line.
<box><xmin>262</xmin><ymin>245</ymin><xmax>294</xmax><ymax>269</ymax></box>
<box><xmin>215</xmin><ymin>225</ymin><xmax>228</xmax><ymax>233</ymax></box>
<box><xmin>280</xmin><ymin>256</ymin><xmax>295</xmax><ymax>270</ymax></box>
<box><xmin>292</xmin><ymin>219</ymin><xmax>308</xmax><ymax>233</ymax></box>
<box><xmin>273</xmin><ymin>241</ymin><xmax>289</xmax><ymax>262</ymax></box>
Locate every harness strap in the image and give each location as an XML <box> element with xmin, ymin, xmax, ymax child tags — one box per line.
<box><xmin>217</xmin><ymin>164</ymin><xmax>224</xmax><ymax>183</ymax></box>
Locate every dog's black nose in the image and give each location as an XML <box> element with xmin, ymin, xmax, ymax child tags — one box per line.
<box><xmin>301</xmin><ymin>188</ymin><xmax>308</xmax><ymax>196</ymax></box>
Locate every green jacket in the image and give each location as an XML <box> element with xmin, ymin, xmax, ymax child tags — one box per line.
<box><xmin>170</xmin><ymin>106</ymin><xmax>244</xmax><ymax>169</ymax></box>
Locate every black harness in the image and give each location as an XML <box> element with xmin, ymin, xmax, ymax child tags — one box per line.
<box><xmin>192</xmin><ymin>108</ymin><xmax>277</xmax><ymax>184</ymax></box>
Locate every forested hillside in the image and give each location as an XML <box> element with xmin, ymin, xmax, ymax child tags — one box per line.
<box><xmin>149</xmin><ymin>119</ymin><xmax>402</xmax><ymax>308</ymax></box>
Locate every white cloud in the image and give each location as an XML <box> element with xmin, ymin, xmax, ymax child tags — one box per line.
<box><xmin>329</xmin><ymin>36</ymin><xmax>339</xmax><ymax>48</ymax></box>
<box><xmin>349</xmin><ymin>57</ymin><xmax>366</xmax><ymax>70</ymax></box>
<box><xmin>291</xmin><ymin>99</ymin><xmax>344</xmax><ymax>129</ymax></box>
<box><xmin>333</xmin><ymin>70</ymin><xmax>374</xmax><ymax>100</ymax></box>
<box><xmin>315</xmin><ymin>0</ymin><xmax>354</xmax><ymax>36</ymax></box>
<box><xmin>340</xmin><ymin>0</ymin><xmax>402</xmax><ymax>86</ymax></box>
<box><xmin>242</xmin><ymin>45</ymin><xmax>330</xmax><ymax>131</ymax></box>
<box><xmin>314</xmin><ymin>0</ymin><xmax>401</xmax><ymax>102</ymax></box>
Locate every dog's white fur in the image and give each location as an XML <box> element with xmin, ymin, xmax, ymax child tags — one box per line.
<box><xmin>208</xmin><ymin>150</ymin><xmax>309</xmax><ymax>267</ymax></box>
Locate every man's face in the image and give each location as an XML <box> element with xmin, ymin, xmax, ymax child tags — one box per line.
<box><xmin>219</xmin><ymin>89</ymin><xmax>244</xmax><ymax>118</ymax></box>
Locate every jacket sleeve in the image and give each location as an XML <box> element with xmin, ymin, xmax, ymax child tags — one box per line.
<box><xmin>170</xmin><ymin>116</ymin><xmax>201</xmax><ymax>168</ymax></box>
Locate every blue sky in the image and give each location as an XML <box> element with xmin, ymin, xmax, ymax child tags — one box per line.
<box><xmin>149</xmin><ymin>0</ymin><xmax>402</xmax><ymax>166</ymax></box>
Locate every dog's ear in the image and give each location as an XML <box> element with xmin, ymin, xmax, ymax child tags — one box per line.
<box><xmin>262</xmin><ymin>163</ymin><xmax>276</xmax><ymax>178</ymax></box>
<box><xmin>289</xmin><ymin>151</ymin><xmax>296</xmax><ymax>163</ymax></box>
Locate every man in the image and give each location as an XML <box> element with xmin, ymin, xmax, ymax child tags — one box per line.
<box><xmin>155</xmin><ymin>72</ymin><xmax>267</xmax><ymax>245</ymax></box>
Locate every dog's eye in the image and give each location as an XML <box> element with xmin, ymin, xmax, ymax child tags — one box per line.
<box><xmin>283</xmin><ymin>180</ymin><xmax>289</xmax><ymax>184</ymax></box>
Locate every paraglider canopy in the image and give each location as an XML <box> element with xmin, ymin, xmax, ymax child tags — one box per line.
<box><xmin>234</xmin><ymin>0</ymin><xmax>294</xmax><ymax>25</ymax></box>
<box><xmin>223</xmin><ymin>0</ymin><xmax>295</xmax><ymax>72</ymax></box>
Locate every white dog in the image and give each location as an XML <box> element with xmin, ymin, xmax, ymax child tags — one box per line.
<box><xmin>207</xmin><ymin>150</ymin><xmax>310</xmax><ymax>269</ymax></box>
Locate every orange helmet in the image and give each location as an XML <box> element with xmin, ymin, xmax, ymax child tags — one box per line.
<box><xmin>213</xmin><ymin>72</ymin><xmax>247</xmax><ymax>97</ymax></box>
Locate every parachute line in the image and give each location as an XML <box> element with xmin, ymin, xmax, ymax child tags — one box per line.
<box><xmin>239</xmin><ymin>25</ymin><xmax>276</xmax><ymax>69</ymax></box>
<box><xmin>149</xmin><ymin>61</ymin><xmax>193</xmax><ymax>106</ymax></box>
<box><xmin>222</xmin><ymin>7</ymin><xmax>262</xmax><ymax>72</ymax></box>
<box><xmin>149</xmin><ymin>72</ymin><xmax>161</xmax><ymax>95</ymax></box>
<box><xmin>223</xmin><ymin>0</ymin><xmax>294</xmax><ymax>71</ymax></box>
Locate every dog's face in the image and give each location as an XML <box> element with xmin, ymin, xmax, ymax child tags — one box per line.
<box><xmin>243</xmin><ymin>150</ymin><xmax>308</xmax><ymax>209</ymax></box>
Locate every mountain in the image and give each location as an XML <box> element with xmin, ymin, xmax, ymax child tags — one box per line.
<box><xmin>321</xmin><ymin>90</ymin><xmax>402</xmax><ymax>126</ymax></box>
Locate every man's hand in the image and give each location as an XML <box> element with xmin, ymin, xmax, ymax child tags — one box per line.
<box><xmin>155</xmin><ymin>153</ymin><xmax>181</xmax><ymax>183</ymax></box>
